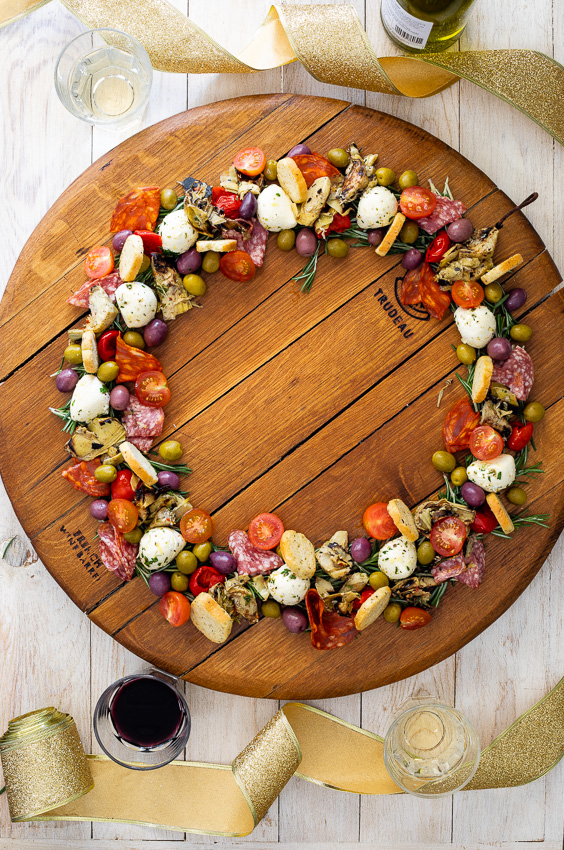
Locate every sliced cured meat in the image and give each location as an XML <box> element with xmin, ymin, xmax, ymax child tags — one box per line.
<box><xmin>122</xmin><ymin>396</ymin><xmax>164</xmax><ymax>445</ymax></box>
<box><xmin>222</xmin><ymin>219</ymin><xmax>268</xmax><ymax>267</ymax></box>
<box><xmin>491</xmin><ymin>346</ymin><xmax>534</xmax><ymax>401</ymax></box>
<box><xmin>443</xmin><ymin>396</ymin><xmax>481</xmax><ymax>453</ymax></box>
<box><xmin>432</xmin><ymin>554</ymin><xmax>466</xmax><ymax>582</ymax></box>
<box><xmin>62</xmin><ymin>459</ymin><xmax>110</xmax><ymax>498</ymax></box>
<box><xmin>457</xmin><ymin>536</ymin><xmax>486</xmax><ymax>588</ymax></box>
<box><xmin>110</xmin><ymin>186</ymin><xmax>161</xmax><ymax>233</ymax></box>
<box><xmin>228</xmin><ymin>530</ymin><xmax>283</xmax><ymax>576</ymax></box>
<box><xmin>67</xmin><ymin>272</ymin><xmax>122</xmax><ymax>307</ymax></box>
<box><xmin>98</xmin><ymin>522</ymin><xmax>138</xmax><ymax>581</ymax></box>
<box><xmin>115</xmin><ymin>335</ymin><xmax>162</xmax><ymax>382</ymax></box>
<box><xmin>128</xmin><ymin>436</ymin><xmax>154</xmax><ymax>453</ymax></box>
<box><xmin>305</xmin><ymin>589</ymin><xmax>357</xmax><ymax>650</ymax></box>
<box><xmin>417</xmin><ymin>197</ymin><xmax>467</xmax><ymax>235</ymax></box>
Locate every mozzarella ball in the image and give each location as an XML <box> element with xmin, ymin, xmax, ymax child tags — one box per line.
<box><xmin>356</xmin><ymin>186</ymin><xmax>398</xmax><ymax>230</ymax></box>
<box><xmin>69</xmin><ymin>374</ymin><xmax>110</xmax><ymax>422</ymax></box>
<box><xmin>377</xmin><ymin>536</ymin><xmax>417</xmax><ymax>580</ymax></box>
<box><xmin>454</xmin><ymin>305</ymin><xmax>496</xmax><ymax>349</ymax></box>
<box><xmin>267</xmin><ymin>565</ymin><xmax>310</xmax><ymax>605</ymax></box>
<box><xmin>138</xmin><ymin>528</ymin><xmax>186</xmax><ymax>571</ymax></box>
<box><xmin>257</xmin><ymin>185</ymin><xmax>298</xmax><ymax>232</ymax></box>
<box><xmin>467</xmin><ymin>453</ymin><xmax>516</xmax><ymax>494</ymax></box>
<box><xmin>158</xmin><ymin>208</ymin><xmax>198</xmax><ymax>253</ymax></box>
<box><xmin>115</xmin><ymin>282</ymin><xmax>158</xmax><ymax>329</ymax></box>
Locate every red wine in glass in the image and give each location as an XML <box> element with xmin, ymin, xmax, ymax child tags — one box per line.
<box><xmin>109</xmin><ymin>676</ymin><xmax>184</xmax><ymax>748</ymax></box>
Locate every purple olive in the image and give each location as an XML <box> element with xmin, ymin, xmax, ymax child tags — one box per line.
<box><xmin>350</xmin><ymin>537</ymin><xmax>372</xmax><ymax>564</ymax></box>
<box><xmin>487</xmin><ymin>336</ymin><xmax>512</xmax><ymax>361</ymax></box>
<box><xmin>56</xmin><ymin>368</ymin><xmax>79</xmax><ymax>393</ymax></box>
<box><xmin>281</xmin><ymin>606</ymin><xmax>308</xmax><ymax>634</ymax></box>
<box><xmin>149</xmin><ymin>571</ymin><xmax>171</xmax><ymax>596</ymax></box>
<box><xmin>176</xmin><ymin>248</ymin><xmax>201</xmax><ymax>276</ymax></box>
<box><xmin>110</xmin><ymin>385</ymin><xmax>130</xmax><ymax>411</ymax></box>
<box><xmin>367</xmin><ymin>228</ymin><xmax>385</xmax><ymax>247</ymax></box>
<box><xmin>402</xmin><ymin>248</ymin><xmax>423</xmax><ymax>270</ymax></box>
<box><xmin>157</xmin><ymin>470</ymin><xmax>180</xmax><ymax>490</ymax></box>
<box><xmin>112</xmin><ymin>229</ymin><xmax>132</xmax><ymax>252</ymax></box>
<box><xmin>90</xmin><ymin>499</ymin><xmax>109</xmax><ymax>520</ymax></box>
<box><xmin>461</xmin><ymin>481</ymin><xmax>486</xmax><ymax>507</ymax></box>
<box><xmin>143</xmin><ymin>318</ymin><xmax>168</xmax><ymax>348</ymax></box>
<box><xmin>239</xmin><ymin>191</ymin><xmax>258</xmax><ymax>220</ymax></box>
<box><xmin>288</xmin><ymin>144</ymin><xmax>311</xmax><ymax>158</ymax></box>
<box><xmin>210</xmin><ymin>550</ymin><xmax>237</xmax><ymax>575</ymax></box>
<box><xmin>295</xmin><ymin>228</ymin><xmax>318</xmax><ymax>257</ymax></box>
<box><xmin>446</xmin><ymin>218</ymin><xmax>473</xmax><ymax>243</ymax></box>
<box><xmin>505</xmin><ymin>287</ymin><xmax>527</xmax><ymax>313</ymax></box>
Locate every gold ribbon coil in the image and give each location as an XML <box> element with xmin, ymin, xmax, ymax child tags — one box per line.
<box><xmin>1</xmin><ymin>678</ymin><xmax>563</xmax><ymax>836</ymax></box>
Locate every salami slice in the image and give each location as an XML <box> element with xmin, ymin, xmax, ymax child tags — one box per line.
<box><xmin>305</xmin><ymin>589</ymin><xmax>357</xmax><ymax>650</ymax></box>
<box><xmin>222</xmin><ymin>220</ymin><xmax>268</xmax><ymax>267</ymax></box>
<box><xmin>457</xmin><ymin>536</ymin><xmax>486</xmax><ymax>588</ymax></box>
<box><xmin>98</xmin><ymin>522</ymin><xmax>137</xmax><ymax>581</ymax></box>
<box><xmin>432</xmin><ymin>554</ymin><xmax>466</xmax><ymax>582</ymax></box>
<box><xmin>122</xmin><ymin>397</ymin><xmax>165</xmax><ymax>446</ymax></box>
<box><xmin>110</xmin><ymin>187</ymin><xmax>161</xmax><ymax>233</ymax></box>
<box><xmin>491</xmin><ymin>346</ymin><xmax>534</xmax><ymax>401</ymax></box>
<box><xmin>128</xmin><ymin>436</ymin><xmax>154</xmax><ymax>453</ymax></box>
<box><xmin>417</xmin><ymin>197</ymin><xmax>467</xmax><ymax>235</ymax></box>
<box><xmin>228</xmin><ymin>530</ymin><xmax>283</xmax><ymax>576</ymax></box>
<box><xmin>67</xmin><ymin>272</ymin><xmax>123</xmax><ymax>307</ymax></box>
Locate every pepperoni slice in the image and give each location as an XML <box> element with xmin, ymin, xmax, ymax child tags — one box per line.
<box><xmin>305</xmin><ymin>589</ymin><xmax>357</xmax><ymax>651</ymax></box>
<box><xmin>115</xmin><ymin>335</ymin><xmax>162</xmax><ymax>382</ymax></box>
<box><xmin>62</xmin><ymin>459</ymin><xmax>110</xmax><ymax>498</ymax></box>
<box><xmin>110</xmin><ymin>186</ymin><xmax>161</xmax><ymax>233</ymax></box>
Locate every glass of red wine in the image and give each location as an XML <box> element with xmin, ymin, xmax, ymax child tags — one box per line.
<box><xmin>93</xmin><ymin>668</ymin><xmax>190</xmax><ymax>769</ymax></box>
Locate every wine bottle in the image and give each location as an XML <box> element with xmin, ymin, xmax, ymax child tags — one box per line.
<box><xmin>380</xmin><ymin>0</ymin><xmax>477</xmax><ymax>53</ymax></box>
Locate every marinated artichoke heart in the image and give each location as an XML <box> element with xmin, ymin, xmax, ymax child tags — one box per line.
<box><xmin>480</xmin><ymin>399</ymin><xmax>513</xmax><ymax>439</ymax></box>
<box><xmin>489</xmin><ymin>382</ymin><xmax>519</xmax><ymax>407</ymax></box>
<box><xmin>183</xmin><ymin>179</ymin><xmax>226</xmax><ymax>236</ymax></box>
<box><xmin>336</xmin><ymin>144</ymin><xmax>378</xmax><ymax>205</ymax></box>
<box><xmin>316</xmin><ymin>530</ymin><xmax>353</xmax><ymax>580</ymax></box>
<box><xmin>66</xmin><ymin>416</ymin><xmax>126</xmax><ymax>460</ymax></box>
<box><xmin>250</xmin><ymin>574</ymin><xmax>269</xmax><ymax>601</ymax></box>
<box><xmin>337</xmin><ymin>572</ymin><xmax>368</xmax><ymax>615</ymax></box>
<box><xmin>437</xmin><ymin>226</ymin><xmax>499</xmax><ymax>283</ymax></box>
<box><xmin>208</xmin><ymin>582</ymin><xmax>236</xmax><ymax>618</ymax></box>
<box><xmin>391</xmin><ymin>575</ymin><xmax>438</xmax><ymax>607</ymax></box>
<box><xmin>413</xmin><ymin>499</ymin><xmax>476</xmax><ymax>535</ymax></box>
<box><xmin>147</xmin><ymin>493</ymin><xmax>192</xmax><ymax>528</ymax></box>
<box><xmin>151</xmin><ymin>253</ymin><xmax>192</xmax><ymax>321</ymax></box>
<box><xmin>224</xmin><ymin>575</ymin><xmax>259</xmax><ymax>623</ymax></box>
<box><xmin>219</xmin><ymin>165</ymin><xmax>263</xmax><ymax>198</ymax></box>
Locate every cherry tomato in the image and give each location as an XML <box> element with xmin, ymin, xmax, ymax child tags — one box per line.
<box><xmin>180</xmin><ymin>509</ymin><xmax>214</xmax><ymax>544</ymax></box>
<box><xmin>469</xmin><ymin>425</ymin><xmax>504</xmax><ymax>461</ymax></box>
<box><xmin>233</xmin><ymin>147</ymin><xmax>266</xmax><ymax>177</ymax></box>
<box><xmin>107</xmin><ymin>498</ymin><xmax>139</xmax><ymax>533</ymax></box>
<box><xmin>98</xmin><ymin>329</ymin><xmax>119</xmax><ymax>361</ymax></box>
<box><xmin>134</xmin><ymin>230</ymin><xmax>162</xmax><ymax>253</ymax></box>
<box><xmin>363</xmin><ymin>502</ymin><xmax>397</xmax><ymax>540</ymax></box>
<box><xmin>327</xmin><ymin>213</ymin><xmax>351</xmax><ymax>234</ymax></box>
<box><xmin>189</xmin><ymin>565</ymin><xmax>224</xmax><ymax>597</ymax></box>
<box><xmin>443</xmin><ymin>396</ymin><xmax>481</xmax><ymax>453</ymax></box>
<box><xmin>471</xmin><ymin>506</ymin><xmax>498</xmax><ymax>535</ymax></box>
<box><xmin>220</xmin><ymin>250</ymin><xmax>256</xmax><ymax>282</ymax></box>
<box><xmin>399</xmin><ymin>186</ymin><xmax>437</xmax><ymax>220</ymax></box>
<box><xmin>507</xmin><ymin>421</ymin><xmax>534</xmax><ymax>451</ymax></box>
<box><xmin>400</xmin><ymin>607</ymin><xmax>432</xmax><ymax>630</ymax></box>
<box><xmin>111</xmin><ymin>469</ymin><xmax>136</xmax><ymax>501</ymax></box>
<box><xmin>452</xmin><ymin>279</ymin><xmax>485</xmax><ymax>309</ymax></box>
<box><xmin>430</xmin><ymin>516</ymin><xmax>467</xmax><ymax>557</ymax></box>
<box><xmin>85</xmin><ymin>246</ymin><xmax>114</xmax><ymax>279</ymax></box>
<box><xmin>291</xmin><ymin>152</ymin><xmax>340</xmax><ymax>188</ymax></box>
<box><xmin>211</xmin><ymin>186</ymin><xmax>242</xmax><ymax>217</ymax></box>
<box><xmin>159</xmin><ymin>591</ymin><xmax>191</xmax><ymax>627</ymax></box>
<box><xmin>425</xmin><ymin>231</ymin><xmax>451</xmax><ymax>263</ymax></box>
<box><xmin>352</xmin><ymin>587</ymin><xmax>374</xmax><ymax>612</ymax></box>
<box><xmin>248</xmin><ymin>513</ymin><xmax>284</xmax><ymax>550</ymax></box>
<box><xmin>135</xmin><ymin>370</ymin><xmax>171</xmax><ymax>408</ymax></box>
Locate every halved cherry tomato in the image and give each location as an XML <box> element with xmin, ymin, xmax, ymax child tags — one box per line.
<box><xmin>399</xmin><ymin>186</ymin><xmax>437</xmax><ymax>220</ymax></box>
<box><xmin>327</xmin><ymin>213</ymin><xmax>351</xmax><ymax>234</ymax></box>
<box><xmin>507</xmin><ymin>421</ymin><xmax>534</xmax><ymax>451</ymax></box>
<box><xmin>159</xmin><ymin>591</ymin><xmax>191</xmax><ymax>627</ymax></box>
<box><xmin>443</xmin><ymin>396</ymin><xmax>481</xmax><ymax>453</ymax></box>
<box><xmin>363</xmin><ymin>502</ymin><xmax>397</xmax><ymax>540</ymax></box>
<box><xmin>98</xmin><ymin>329</ymin><xmax>119</xmax><ymax>361</ymax></box>
<box><xmin>233</xmin><ymin>147</ymin><xmax>266</xmax><ymax>177</ymax></box>
<box><xmin>452</xmin><ymin>279</ymin><xmax>485</xmax><ymax>309</ymax></box>
<box><xmin>180</xmin><ymin>509</ymin><xmax>214</xmax><ymax>544</ymax></box>
<box><xmin>471</xmin><ymin>506</ymin><xmax>498</xmax><ymax>534</ymax></box>
<box><xmin>135</xmin><ymin>370</ymin><xmax>171</xmax><ymax>408</ymax></box>
<box><xmin>220</xmin><ymin>250</ymin><xmax>256</xmax><ymax>282</ymax></box>
<box><xmin>107</xmin><ymin>498</ymin><xmax>138</xmax><ymax>534</ymax></box>
<box><xmin>469</xmin><ymin>425</ymin><xmax>504</xmax><ymax>461</ymax></box>
<box><xmin>211</xmin><ymin>186</ymin><xmax>242</xmax><ymax>217</ymax></box>
<box><xmin>189</xmin><ymin>565</ymin><xmax>224</xmax><ymax>597</ymax></box>
<box><xmin>426</xmin><ymin>231</ymin><xmax>451</xmax><ymax>263</ymax></box>
<box><xmin>248</xmin><ymin>513</ymin><xmax>284</xmax><ymax>550</ymax></box>
<box><xmin>430</xmin><ymin>516</ymin><xmax>467</xmax><ymax>557</ymax></box>
<box><xmin>85</xmin><ymin>246</ymin><xmax>114</xmax><ymax>279</ymax></box>
<box><xmin>134</xmin><ymin>230</ymin><xmax>162</xmax><ymax>253</ymax></box>
<box><xmin>400</xmin><ymin>607</ymin><xmax>432</xmax><ymax>630</ymax></box>
<box><xmin>352</xmin><ymin>587</ymin><xmax>374</xmax><ymax>612</ymax></box>
<box><xmin>111</xmin><ymin>469</ymin><xmax>136</xmax><ymax>501</ymax></box>
<box><xmin>291</xmin><ymin>152</ymin><xmax>340</xmax><ymax>188</ymax></box>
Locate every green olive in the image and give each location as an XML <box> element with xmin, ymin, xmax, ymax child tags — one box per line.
<box><xmin>432</xmin><ymin>450</ymin><xmax>456</xmax><ymax>473</ymax></box>
<box><xmin>507</xmin><ymin>487</ymin><xmax>527</xmax><ymax>506</ymax></box>
<box><xmin>97</xmin><ymin>360</ymin><xmax>119</xmax><ymax>382</ymax></box>
<box><xmin>176</xmin><ymin>549</ymin><xmax>198</xmax><ymax>575</ymax></box>
<box><xmin>183</xmin><ymin>273</ymin><xmax>207</xmax><ymax>296</ymax></box>
<box><xmin>451</xmin><ymin>466</ymin><xmax>468</xmax><ymax>487</ymax></box>
<box><xmin>170</xmin><ymin>571</ymin><xmax>190</xmax><ymax>592</ymax></box>
<box><xmin>399</xmin><ymin>220</ymin><xmax>419</xmax><ymax>244</ymax></box>
<box><xmin>158</xmin><ymin>440</ymin><xmax>183</xmax><ymax>461</ymax></box>
<box><xmin>160</xmin><ymin>188</ymin><xmax>178</xmax><ymax>210</ymax></box>
<box><xmin>375</xmin><ymin>167</ymin><xmax>396</xmax><ymax>187</ymax></box>
<box><xmin>383</xmin><ymin>602</ymin><xmax>402</xmax><ymax>623</ymax></box>
<box><xmin>123</xmin><ymin>527</ymin><xmax>143</xmax><ymax>544</ymax></box>
<box><xmin>417</xmin><ymin>541</ymin><xmax>435</xmax><ymax>565</ymax></box>
<box><xmin>261</xmin><ymin>599</ymin><xmax>282</xmax><ymax>618</ymax></box>
<box><xmin>94</xmin><ymin>464</ymin><xmax>117</xmax><ymax>483</ymax></box>
<box><xmin>264</xmin><ymin>159</ymin><xmax>278</xmax><ymax>181</ymax></box>
<box><xmin>398</xmin><ymin>170</ymin><xmax>418</xmax><ymax>190</ymax></box>
<box><xmin>123</xmin><ymin>330</ymin><xmax>146</xmax><ymax>349</ymax></box>
<box><xmin>64</xmin><ymin>344</ymin><xmax>83</xmax><ymax>365</ymax></box>
<box><xmin>510</xmin><ymin>323</ymin><xmax>533</xmax><ymax>343</ymax></box>
<box><xmin>368</xmin><ymin>571</ymin><xmax>390</xmax><ymax>590</ymax></box>
<box><xmin>326</xmin><ymin>238</ymin><xmax>349</xmax><ymax>258</ymax></box>
<box><xmin>327</xmin><ymin>148</ymin><xmax>349</xmax><ymax>169</ymax></box>
<box><xmin>193</xmin><ymin>542</ymin><xmax>212</xmax><ymax>562</ymax></box>
<box><xmin>484</xmin><ymin>282</ymin><xmax>504</xmax><ymax>303</ymax></box>
<box><xmin>456</xmin><ymin>343</ymin><xmax>477</xmax><ymax>365</ymax></box>
<box><xmin>277</xmin><ymin>229</ymin><xmax>296</xmax><ymax>252</ymax></box>
<box><xmin>523</xmin><ymin>401</ymin><xmax>545</xmax><ymax>423</ymax></box>
<box><xmin>139</xmin><ymin>254</ymin><xmax>151</xmax><ymax>274</ymax></box>
<box><xmin>202</xmin><ymin>251</ymin><xmax>220</xmax><ymax>274</ymax></box>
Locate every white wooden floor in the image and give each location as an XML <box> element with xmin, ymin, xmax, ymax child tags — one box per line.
<box><xmin>1</xmin><ymin>0</ymin><xmax>563</xmax><ymax>847</ymax></box>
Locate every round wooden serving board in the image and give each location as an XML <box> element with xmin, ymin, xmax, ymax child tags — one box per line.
<box><xmin>0</xmin><ymin>95</ymin><xmax>562</xmax><ymax>699</ymax></box>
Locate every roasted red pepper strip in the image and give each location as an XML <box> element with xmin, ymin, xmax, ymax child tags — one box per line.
<box><xmin>443</xmin><ymin>396</ymin><xmax>481</xmax><ymax>453</ymax></box>
<box><xmin>115</xmin><ymin>335</ymin><xmax>162</xmax><ymax>382</ymax></box>
<box><xmin>471</xmin><ymin>506</ymin><xmax>498</xmax><ymax>535</ymax></box>
<box><xmin>426</xmin><ymin>231</ymin><xmax>451</xmax><ymax>263</ymax></box>
<box><xmin>211</xmin><ymin>186</ymin><xmax>241</xmax><ymax>217</ymax></box>
<box><xmin>507</xmin><ymin>421</ymin><xmax>534</xmax><ymax>451</ymax></box>
<box><xmin>189</xmin><ymin>566</ymin><xmax>225</xmax><ymax>597</ymax></box>
<box><xmin>62</xmin><ymin>459</ymin><xmax>110</xmax><ymax>498</ymax></box>
<box><xmin>110</xmin><ymin>186</ymin><xmax>161</xmax><ymax>233</ymax></box>
<box><xmin>98</xmin><ymin>329</ymin><xmax>119</xmax><ymax>361</ymax></box>
<box><xmin>327</xmin><ymin>213</ymin><xmax>351</xmax><ymax>234</ymax></box>
<box><xmin>305</xmin><ymin>589</ymin><xmax>357</xmax><ymax>651</ymax></box>
<box><xmin>134</xmin><ymin>230</ymin><xmax>162</xmax><ymax>253</ymax></box>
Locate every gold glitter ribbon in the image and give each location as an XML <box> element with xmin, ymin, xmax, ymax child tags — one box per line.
<box><xmin>2</xmin><ymin>2</ymin><xmax>563</xmax><ymax>146</ymax></box>
<box><xmin>2</xmin><ymin>679</ymin><xmax>563</xmax><ymax>835</ymax></box>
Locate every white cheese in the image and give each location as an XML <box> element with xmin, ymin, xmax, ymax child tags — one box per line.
<box><xmin>466</xmin><ymin>453</ymin><xmax>516</xmax><ymax>494</ymax></box>
<box><xmin>257</xmin><ymin>184</ymin><xmax>298</xmax><ymax>232</ymax></box>
<box><xmin>454</xmin><ymin>305</ymin><xmax>496</xmax><ymax>349</ymax></box>
<box><xmin>267</xmin><ymin>565</ymin><xmax>310</xmax><ymax>605</ymax></box>
<box><xmin>158</xmin><ymin>208</ymin><xmax>198</xmax><ymax>254</ymax></box>
<box><xmin>377</xmin><ymin>536</ymin><xmax>417</xmax><ymax>580</ymax></box>
<box><xmin>69</xmin><ymin>374</ymin><xmax>110</xmax><ymax>423</ymax></box>
<box><xmin>138</xmin><ymin>528</ymin><xmax>186</xmax><ymax>571</ymax></box>
<box><xmin>115</xmin><ymin>282</ymin><xmax>158</xmax><ymax>329</ymax></box>
<box><xmin>356</xmin><ymin>186</ymin><xmax>398</xmax><ymax>230</ymax></box>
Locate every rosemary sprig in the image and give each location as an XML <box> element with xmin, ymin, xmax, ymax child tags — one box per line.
<box><xmin>428</xmin><ymin>581</ymin><xmax>449</xmax><ymax>608</ymax></box>
<box><xmin>514</xmin><ymin>444</ymin><xmax>544</xmax><ymax>479</ymax></box>
<box><xmin>492</xmin><ymin>292</ymin><xmax>516</xmax><ymax>338</ymax></box>
<box><xmin>149</xmin><ymin>457</ymin><xmax>193</xmax><ymax>476</ymax></box>
<box><xmin>437</xmin><ymin>474</ymin><xmax>465</xmax><ymax>505</ymax></box>
<box><xmin>454</xmin><ymin>358</ymin><xmax>477</xmax><ymax>408</ymax></box>
<box><xmin>292</xmin><ymin>243</ymin><xmax>321</xmax><ymax>294</ymax></box>
<box><xmin>49</xmin><ymin>399</ymin><xmax>77</xmax><ymax>434</ymax></box>
<box><xmin>156</xmin><ymin>197</ymin><xmax>184</xmax><ymax>225</ymax></box>
<box><xmin>491</xmin><ymin>512</ymin><xmax>550</xmax><ymax>539</ymax></box>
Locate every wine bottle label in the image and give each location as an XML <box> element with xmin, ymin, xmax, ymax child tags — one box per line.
<box><xmin>381</xmin><ymin>0</ymin><xmax>433</xmax><ymax>49</ymax></box>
